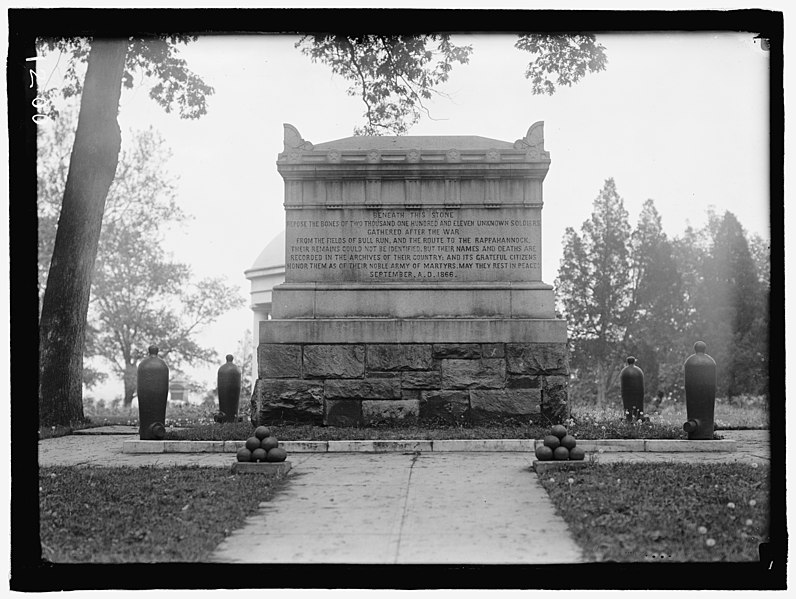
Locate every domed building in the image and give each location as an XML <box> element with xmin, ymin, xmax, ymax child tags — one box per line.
<box><xmin>244</xmin><ymin>230</ymin><xmax>285</xmax><ymax>382</ymax></box>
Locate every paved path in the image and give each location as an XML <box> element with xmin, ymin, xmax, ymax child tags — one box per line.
<box><xmin>38</xmin><ymin>430</ymin><xmax>769</xmax><ymax>564</ymax></box>
<box><xmin>38</xmin><ymin>429</ymin><xmax>771</xmax><ymax>469</ymax></box>
<box><xmin>591</xmin><ymin>430</ymin><xmax>770</xmax><ymax>466</ymax></box>
<box><xmin>211</xmin><ymin>452</ymin><xmax>581</xmax><ymax>564</ymax></box>
<box><xmin>39</xmin><ymin>434</ymin><xmax>232</xmax><ymax>468</ymax></box>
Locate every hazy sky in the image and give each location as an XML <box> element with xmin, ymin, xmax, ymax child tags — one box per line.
<box><xmin>35</xmin><ymin>31</ymin><xmax>771</xmax><ymax>397</ymax></box>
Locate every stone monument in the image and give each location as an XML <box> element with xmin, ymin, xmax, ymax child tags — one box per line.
<box><xmin>250</xmin><ymin>122</ymin><xmax>569</xmax><ymax>426</ymax></box>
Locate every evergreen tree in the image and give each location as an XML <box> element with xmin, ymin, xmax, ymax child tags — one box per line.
<box><xmin>556</xmin><ymin>178</ymin><xmax>632</xmax><ymax>404</ymax></box>
<box><xmin>625</xmin><ymin>199</ymin><xmax>687</xmax><ymax>397</ymax></box>
<box><xmin>557</xmin><ymin>191</ymin><xmax>770</xmax><ymax>406</ymax></box>
<box><xmin>676</xmin><ymin>211</ymin><xmax>766</xmax><ymax>398</ymax></box>
<box><xmin>747</xmin><ymin>233</ymin><xmax>771</xmax><ymax>396</ymax></box>
<box><xmin>708</xmin><ymin>212</ymin><xmax>765</xmax><ymax>397</ymax></box>
<box><xmin>749</xmin><ymin>233</ymin><xmax>771</xmax><ymax>289</ymax></box>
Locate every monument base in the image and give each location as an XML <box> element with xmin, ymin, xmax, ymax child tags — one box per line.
<box><xmin>251</xmin><ymin>318</ymin><xmax>569</xmax><ymax>426</ymax></box>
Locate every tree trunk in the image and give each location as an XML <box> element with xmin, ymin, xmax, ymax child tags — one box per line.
<box><xmin>38</xmin><ymin>39</ymin><xmax>127</xmax><ymax>427</ymax></box>
<box><xmin>123</xmin><ymin>363</ymin><xmax>137</xmax><ymax>407</ymax></box>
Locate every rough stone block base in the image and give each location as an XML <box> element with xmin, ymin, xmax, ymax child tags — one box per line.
<box><xmin>251</xmin><ymin>341</ymin><xmax>569</xmax><ymax>426</ymax></box>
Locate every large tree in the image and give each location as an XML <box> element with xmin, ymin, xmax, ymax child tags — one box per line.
<box><xmin>39</xmin><ymin>112</ymin><xmax>244</xmax><ymax>405</ymax></box>
<box><xmin>623</xmin><ymin>199</ymin><xmax>687</xmax><ymax>397</ymax></box>
<box><xmin>92</xmin><ymin>230</ymin><xmax>245</xmax><ymax>406</ymax></box>
<box><xmin>37</xmin><ymin>36</ymin><xmax>213</xmax><ymax>426</ymax></box>
<box><xmin>296</xmin><ymin>34</ymin><xmax>607</xmax><ymax>134</ymax></box>
<box><xmin>700</xmin><ymin>212</ymin><xmax>766</xmax><ymax>397</ymax></box>
<box><xmin>37</xmin><ymin>105</ymin><xmax>110</xmax><ymax>390</ymax></box>
<box><xmin>748</xmin><ymin>233</ymin><xmax>771</xmax><ymax>289</ymax></box>
<box><xmin>37</xmin><ymin>107</ymin><xmax>185</xmax><ymax>298</ymax></box>
<box><xmin>673</xmin><ymin>211</ymin><xmax>769</xmax><ymax>398</ymax></box>
<box><xmin>38</xmin><ymin>40</ymin><xmax>128</xmax><ymax>426</ymax></box>
<box><xmin>556</xmin><ymin>178</ymin><xmax>632</xmax><ymax>403</ymax></box>
<box><xmin>747</xmin><ymin>232</ymin><xmax>771</xmax><ymax>396</ymax></box>
<box><xmin>37</xmin><ymin>33</ymin><xmax>608</xmax><ymax>426</ymax></box>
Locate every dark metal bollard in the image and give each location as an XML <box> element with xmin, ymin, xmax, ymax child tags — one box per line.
<box><xmin>137</xmin><ymin>345</ymin><xmax>169</xmax><ymax>440</ymax></box>
<box><xmin>217</xmin><ymin>354</ymin><xmax>242</xmax><ymax>423</ymax></box>
<box><xmin>683</xmin><ymin>341</ymin><xmax>716</xmax><ymax>440</ymax></box>
<box><xmin>620</xmin><ymin>356</ymin><xmax>645</xmax><ymax>422</ymax></box>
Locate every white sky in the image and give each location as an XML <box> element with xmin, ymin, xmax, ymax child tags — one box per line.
<box><xmin>33</xmin><ymin>30</ymin><xmax>772</xmax><ymax>398</ymax></box>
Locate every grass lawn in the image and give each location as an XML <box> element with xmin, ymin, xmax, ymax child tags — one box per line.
<box><xmin>37</xmin><ymin>403</ymin><xmax>223</xmax><ymax>439</ymax></box>
<box><xmin>39</xmin><ymin>465</ymin><xmax>285</xmax><ymax>562</ymax></box>
<box><xmin>40</xmin><ymin>394</ymin><xmax>766</xmax><ymax>441</ymax></box>
<box><xmin>541</xmin><ymin>462</ymin><xmax>769</xmax><ymax>562</ymax></box>
<box><xmin>574</xmin><ymin>396</ymin><xmax>769</xmax><ymax>431</ymax></box>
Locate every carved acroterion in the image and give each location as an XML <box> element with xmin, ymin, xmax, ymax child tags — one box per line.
<box><xmin>283</xmin><ymin>123</ymin><xmax>314</xmax><ymax>153</ymax></box>
<box><xmin>514</xmin><ymin>121</ymin><xmax>549</xmax><ymax>160</ymax></box>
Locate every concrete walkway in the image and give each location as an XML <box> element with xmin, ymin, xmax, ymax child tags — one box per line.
<box><xmin>211</xmin><ymin>452</ymin><xmax>581</xmax><ymax>564</ymax></box>
<box><xmin>38</xmin><ymin>430</ymin><xmax>769</xmax><ymax>564</ymax></box>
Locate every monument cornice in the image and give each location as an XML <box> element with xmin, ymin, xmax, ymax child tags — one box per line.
<box><xmin>277</xmin><ymin>163</ymin><xmax>550</xmax><ymax>182</ymax></box>
<box><xmin>283</xmin><ymin>201</ymin><xmax>543</xmax><ymax>209</ymax></box>
<box><xmin>276</xmin><ymin>122</ymin><xmax>551</xmax><ymax>180</ymax></box>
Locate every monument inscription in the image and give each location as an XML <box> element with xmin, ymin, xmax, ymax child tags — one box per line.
<box><xmin>286</xmin><ymin>207</ymin><xmax>542</xmax><ymax>282</ymax></box>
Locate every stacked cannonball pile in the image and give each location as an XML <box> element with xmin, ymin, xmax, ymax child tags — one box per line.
<box><xmin>236</xmin><ymin>426</ymin><xmax>288</xmax><ymax>463</ymax></box>
<box><xmin>534</xmin><ymin>424</ymin><xmax>586</xmax><ymax>461</ymax></box>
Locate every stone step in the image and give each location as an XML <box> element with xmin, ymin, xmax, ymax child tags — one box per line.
<box><xmin>122</xmin><ymin>438</ymin><xmax>737</xmax><ymax>454</ymax></box>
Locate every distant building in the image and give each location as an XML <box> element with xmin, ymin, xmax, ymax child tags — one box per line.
<box><xmin>244</xmin><ymin>230</ymin><xmax>286</xmax><ymax>383</ymax></box>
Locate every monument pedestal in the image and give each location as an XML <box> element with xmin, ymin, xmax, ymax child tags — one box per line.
<box><xmin>251</xmin><ymin>123</ymin><xmax>569</xmax><ymax>426</ymax></box>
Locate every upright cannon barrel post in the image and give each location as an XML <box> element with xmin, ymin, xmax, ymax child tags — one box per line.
<box><xmin>217</xmin><ymin>354</ymin><xmax>242</xmax><ymax>423</ymax></box>
<box><xmin>137</xmin><ymin>345</ymin><xmax>169</xmax><ymax>440</ymax></box>
<box><xmin>620</xmin><ymin>356</ymin><xmax>645</xmax><ymax>422</ymax></box>
<box><xmin>683</xmin><ymin>341</ymin><xmax>717</xmax><ymax>440</ymax></box>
